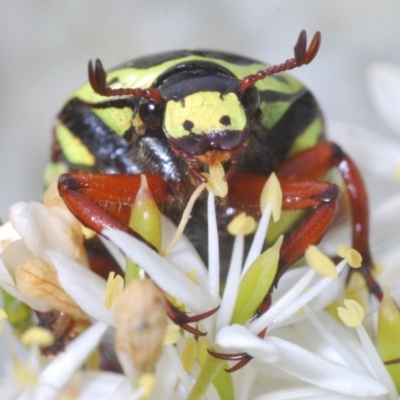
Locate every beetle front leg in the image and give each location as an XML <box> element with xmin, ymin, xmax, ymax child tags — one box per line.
<box><xmin>58</xmin><ymin>172</ymin><xmax>218</xmax><ymax>332</ymax></box>
<box><xmin>275</xmin><ymin>142</ymin><xmax>381</xmax><ymax>299</ymax></box>
<box><xmin>230</xmin><ymin>175</ymin><xmax>341</xmax><ymax>281</ymax></box>
<box><xmin>58</xmin><ymin>172</ymin><xmax>169</xmax><ymax>250</ymax></box>
<box><xmin>277</xmin><ymin>179</ymin><xmax>339</xmax><ymax>281</ymax></box>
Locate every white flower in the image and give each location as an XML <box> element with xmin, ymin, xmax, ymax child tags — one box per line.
<box><xmin>104</xmin><ymin>185</ymin><xmax>396</xmax><ymax>399</ymax></box>
<box><xmin>1</xmin><ymin>64</ymin><xmax>400</xmax><ymax>398</ymax></box>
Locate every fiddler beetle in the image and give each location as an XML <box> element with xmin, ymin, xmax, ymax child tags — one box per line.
<box><xmin>46</xmin><ymin>30</ymin><xmax>382</xmax><ymax>368</ymax></box>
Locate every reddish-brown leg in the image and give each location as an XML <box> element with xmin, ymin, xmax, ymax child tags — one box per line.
<box><xmin>215</xmin><ymin>141</ymin><xmax>381</xmax><ymax>371</ymax></box>
<box><xmin>229</xmin><ymin>174</ymin><xmax>340</xmax><ymax>280</ymax></box>
<box><xmin>58</xmin><ymin>171</ymin><xmax>218</xmax><ymax>332</ymax></box>
<box><xmin>58</xmin><ymin>172</ymin><xmax>168</xmax><ymax>249</ymax></box>
<box><xmin>275</xmin><ymin>142</ymin><xmax>381</xmax><ymax>299</ymax></box>
<box><xmin>214</xmin><ymin>175</ymin><xmax>339</xmax><ymax>371</ymax></box>
<box><xmin>229</xmin><ymin>141</ymin><xmax>381</xmax><ymax>298</ymax></box>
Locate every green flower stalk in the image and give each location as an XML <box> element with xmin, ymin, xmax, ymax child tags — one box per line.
<box><xmin>125</xmin><ymin>175</ymin><xmax>162</xmax><ymax>282</ymax></box>
<box><xmin>231</xmin><ymin>235</ymin><xmax>283</xmax><ymax>325</ymax></box>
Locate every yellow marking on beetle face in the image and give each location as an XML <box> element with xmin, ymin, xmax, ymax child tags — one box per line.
<box><xmin>164</xmin><ymin>91</ymin><xmax>246</xmax><ymax>139</ymax></box>
<box><xmin>56</xmin><ymin>124</ymin><xmax>95</xmax><ymax>166</ymax></box>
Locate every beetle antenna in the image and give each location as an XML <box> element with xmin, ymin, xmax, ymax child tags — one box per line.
<box><xmin>239</xmin><ymin>30</ymin><xmax>321</xmax><ymax>93</ymax></box>
<box><xmin>88</xmin><ymin>58</ymin><xmax>164</xmax><ymax>104</ymax></box>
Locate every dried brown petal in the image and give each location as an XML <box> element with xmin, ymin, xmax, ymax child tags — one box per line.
<box><xmin>115</xmin><ymin>279</ymin><xmax>166</xmax><ymax>374</ymax></box>
<box><xmin>15</xmin><ymin>257</ymin><xmax>88</xmax><ymax>320</ymax></box>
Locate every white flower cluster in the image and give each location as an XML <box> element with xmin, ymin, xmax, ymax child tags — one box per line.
<box><xmin>0</xmin><ymin>64</ymin><xmax>400</xmax><ymax>399</ymax></box>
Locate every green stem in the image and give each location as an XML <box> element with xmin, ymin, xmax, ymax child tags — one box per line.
<box><xmin>187</xmin><ymin>353</ymin><xmax>224</xmax><ymax>400</ymax></box>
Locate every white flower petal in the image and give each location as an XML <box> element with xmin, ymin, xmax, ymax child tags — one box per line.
<box><xmin>10</xmin><ymin>202</ymin><xmax>77</xmax><ymax>262</ymax></box>
<box><xmin>247</xmin><ymin>266</ymin><xmax>316</xmax><ymax>334</ymax></box>
<box><xmin>377</xmin><ymin>245</ymin><xmax>400</xmax><ymax>288</ymax></box>
<box><xmin>0</xmin><ymin>221</ymin><xmax>21</xmax><ymax>254</ymax></box>
<box><xmin>355</xmin><ymin>325</ymin><xmax>398</xmax><ymax>400</ymax></box>
<box><xmin>1</xmin><ymin>239</ymin><xmax>33</xmax><ymax>277</ymax></box>
<box><xmin>261</xmin><ymin>337</ymin><xmax>388</xmax><ymax>396</ymax></box>
<box><xmin>327</xmin><ymin>121</ymin><xmax>400</xmax><ymax>178</ymax></box>
<box><xmin>216</xmin><ymin>235</ymin><xmax>244</xmax><ymax>333</ymax></box>
<box><xmin>254</xmin><ymin>387</ymin><xmax>366</xmax><ymax>400</ymax></box>
<box><xmin>268</xmin><ymin>261</ymin><xmax>346</xmax><ymax>330</ymax></box>
<box><xmin>164</xmin><ymin>345</ymin><xmax>193</xmax><ymax>396</ymax></box>
<box><xmin>110</xmin><ymin>379</ymin><xmax>137</xmax><ymax>400</ymax></box>
<box><xmin>0</xmin><ymin>245</ymin><xmax>51</xmax><ymax>312</ymax></box>
<box><xmin>300</xmin><ymin>310</ymin><xmax>370</xmax><ymax>373</ymax></box>
<box><xmin>19</xmin><ymin>322</ymin><xmax>109</xmax><ymax>400</ymax></box>
<box><xmin>152</xmin><ymin>348</ymin><xmax>179</xmax><ymax>400</ymax></box>
<box><xmin>217</xmin><ymin>326</ymin><xmax>388</xmax><ymax>397</ymax></box>
<box><xmin>0</xmin><ymin>378</ymin><xmax>22</xmax><ymax>400</ymax></box>
<box><xmin>371</xmin><ymin>191</ymin><xmax>400</xmax><ymax>249</ymax></box>
<box><xmin>47</xmin><ymin>251</ymin><xmax>113</xmax><ymax>325</ymax></box>
<box><xmin>162</xmin><ymin>217</ymin><xmax>210</xmax><ymax>294</ymax></box>
<box><xmin>367</xmin><ymin>63</ymin><xmax>400</xmax><ymax>133</ymax></box>
<box><xmin>216</xmin><ymin>325</ymin><xmax>279</xmax><ymax>363</ymax></box>
<box><xmin>76</xmin><ymin>371</ymin><xmax>125</xmax><ymax>400</ymax></box>
<box><xmin>242</xmin><ymin>203</ymin><xmax>272</xmax><ymax>276</ymax></box>
<box><xmin>0</xmin><ymin>248</ymin><xmax>19</xmax><ymax>286</ymax></box>
<box><xmin>103</xmin><ymin>229</ymin><xmax>213</xmax><ymax>313</ymax></box>
<box><xmin>99</xmin><ymin>236</ymin><xmax>126</xmax><ymax>271</ymax></box>
<box><xmin>207</xmin><ymin>191</ymin><xmax>220</xmax><ymax>302</ymax></box>
<box><xmin>268</xmin><ymin>265</ymin><xmax>344</xmax><ymax>329</ymax></box>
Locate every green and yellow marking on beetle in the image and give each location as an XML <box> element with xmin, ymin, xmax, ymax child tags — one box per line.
<box><xmin>164</xmin><ymin>92</ymin><xmax>247</xmax><ymax>139</ymax></box>
<box><xmin>55</xmin><ymin>124</ymin><xmax>95</xmax><ymax>166</ymax></box>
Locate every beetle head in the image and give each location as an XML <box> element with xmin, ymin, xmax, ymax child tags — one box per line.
<box><xmin>139</xmin><ymin>68</ymin><xmax>260</xmax><ymax>180</ymax></box>
<box><xmin>88</xmin><ymin>31</ymin><xmax>321</xmax><ymax>181</ymax></box>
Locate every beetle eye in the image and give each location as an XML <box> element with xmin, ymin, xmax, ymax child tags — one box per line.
<box><xmin>139</xmin><ymin>100</ymin><xmax>163</xmax><ymax>129</ymax></box>
<box><xmin>241</xmin><ymin>86</ymin><xmax>260</xmax><ymax>115</ymax></box>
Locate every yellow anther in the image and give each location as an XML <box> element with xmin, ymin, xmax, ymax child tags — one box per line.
<box><xmin>0</xmin><ymin>308</ymin><xmax>7</xmax><ymax>320</ymax></box>
<box><xmin>204</xmin><ymin>162</ymin><xmax>228</xmax><ymax>198</ymax></box>
<box><xmin>81</xmin><ymin>226</ymin><xmax>96</xmax><ymax>240</ymax></box>
<box><xmin>104</xmin><ymin>271</ymin><xmax>124</xmax><ymax>309</ymax></box>
<box><xmin>21</xmin><ymin>326</ymin><xmax>55</xmax><ymax>347</ymax></box>
<box><xmin>181</xmin><ymin>337</ymin><xmax>197</xmax><ymax>372</ymax></box>
<box><xmin>394</xmin><ymin>166</ymin><xmax>400</xmax><ymax>178</ymax></box>
<box><xmin>163</xmin><ymin>324</ymin><xmax>180</xmax><ymax>345</ymax></box>
<box><xmin>260</xmin><ymin>172</ymin><xmax>282</xmax><ymax>221</ymax></box>
<box><xmin>345</xmin><ymin>272</ymin><xmax>368</xmax><ymax>310</ymax></box>
<box><xmin>186</xmin><ymin>269</ymin><xmax>199</xmax><ymax>284</ymax></box>
<box><xmin>337</xmin><ymin>299</ymin><xmax>364</xmax><ymax>327</ymax></box>
<box><xmin>305</xmin><ymin>245</ymin><xmax>337</xmax><ymax>279</ymax></box>
<box><xmin>227</xmin><ymin>212</ymin><xmax>257</xmax><ymax>236</ymax></box>
<box><xmin>138</xmin><ymin>373</ymin><xmax>156</xmax><ymax>399</ymax></box>
<box><xmin>337</xmin><ymin>244</ymin><xmax>351</xmax><ymax>258</ymax></box>
<box><xmin>337</xmin><ymin>244</ymin><xmax>362</xmax><ymax>268</ymax></box>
